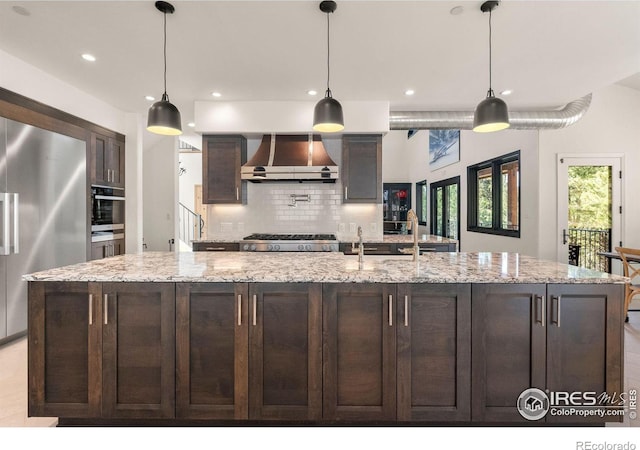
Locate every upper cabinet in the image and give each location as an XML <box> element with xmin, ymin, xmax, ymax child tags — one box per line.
<box><xmin>203</xmin><ymin>135</ymin><xmax>247</xmax><ymax>204</ymax></box>
<box><xmin>91</xmin><ymin>132</ymin><xmax>125</xmax><ymax>189</ymax></box>
<box><xmin>342</xmin><ymin>135</ymin><xmax>382</xmax><ymax>204</ymax></box>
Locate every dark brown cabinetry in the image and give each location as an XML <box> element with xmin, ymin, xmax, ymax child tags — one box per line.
<box><xmin>91</xmin><ymin>132</ymin><xmax>125</xmax><ymax>188</ymax></box>
<box><xmin>249</xmin><ymin>283</ymin><xmax>322</xmax><ymax>420</ymax></box>
<box><xmin>397</xmin><ymin>284</ymin><xmax>471</xmax><ymax>421</ymax></box>
<box><xmin>340</xmin><ymin>242</ymin><xmax>456</xmax><ymax>255</ymax></box>
<box><xmin>323</xmin><ymin>283</ymin><xmax>396</xmax><ymax>420</ymax></box>
<box><xmin>101</xmin><ymin>282</ymin><xmax>175</xmax><ymax>419</ymax></box>
<box><xmin>342</xmin><ymin>135</ymin><xmax>382</xmax><ymax>204</ymax></box>
<box><xmin>192</xmin><ymin>242</ymin><xmax>239</xmax><ymax>252</ymax></box>
<box><xmin>396</xmin><ymin>242</ymin><xmax>457</xmax><ymax>253</ymax></box>
<box><xmin>176</xmin><ymin>283</ymin><xmax>249</xmax><ymax>419</ymax></box>
<box><xmin>175</xmin><ymin>283</ymin><xmax>322</xmax><ymax>421</ymax></box>
<box><xmin>203</xmin><ymin>135</ymin><xmax>246</xmax><ymax>204</ymax></box>
<box><xmin>472</xmin><ymin>283</ymin><xmax>623</xmax><ymax>423</ymax></box>
<box><xmin>91</xmin><ymin>239</ymin><xmax>125</xmax><ymax>260</ymax></box>
<box><xmin>29</xmin><ymin>282</ymin><xmax>174</xmax><ymax>420</ymax></box>
<box><xmin>28</xmin><ymin>282</ymin><xmax>102</xmax><ymax>418</ymax></box>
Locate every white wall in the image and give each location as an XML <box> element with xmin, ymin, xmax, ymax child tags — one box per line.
<box><xmin>143</xmin><ymin>138</ymin><xmax>178</xmax><ymax>251</ymax></box>
<box><xmin>538</xmin><ymin>84</ymin><xmax>640</xmax><ymax>261</ymax></box>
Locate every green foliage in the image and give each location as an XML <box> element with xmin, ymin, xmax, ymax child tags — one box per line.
<box><xmin>568</xmin><ymin>166</ymin><xmax>611</xmax><ymax>229</ymax></box>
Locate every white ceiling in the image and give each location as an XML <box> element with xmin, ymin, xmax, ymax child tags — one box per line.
<box><xmin>0</xmin><ymin>0</ymin><xmax>639</xmax><ymax>133</ymax></box>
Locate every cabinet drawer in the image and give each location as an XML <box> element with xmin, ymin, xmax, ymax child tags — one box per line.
<box><xmin>396</xmin><ymin>243</ymin><xmax>455</xmax><ymax>254</ymax></box>
<box><xmin>192</xmin><ymin>242</ymin><xmax>239</xmax><ymax>252</ymax></box>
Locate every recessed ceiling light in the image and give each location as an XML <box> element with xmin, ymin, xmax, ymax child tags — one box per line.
<box><xmin>145</xmin><ymin>95</ymin><xmax>156</xmax><ymax>101</ymax></box>
<box><xmin>211</xmin><ymin>92</ymin><xmax>222</xmax><ymax>98</ymax></box>
<box><xmin>404</xmin><ymin>89</ymin><xmax>415</xmax><ymax>96</ymax></box>
<box><xmin>450</xmin><ymin>5</ymin><xmax>464</xmax><ymax>15</ymax></box>
<box><xmin>12</xmin><ymin>5</ymin><xmax>30</xmax><ymax>16</ymax></box>
<box><xmin>307</xmin><ymin>90</ymin><xmax>318</xmax><ymax>96</ymax></box>
<box><xmin>501</xmin><ymin>89</ymin><xmax>513</xmax><ymax>96</ymax></box>
<box><xmin>81</xmin><ymin>53</ymin><xmax>96</xmax><ymax>62</ymax></box>
<box><xmin>187</xmin><ymin>122</ymin><xmax>195</xmax><ymax>128</ymax></box>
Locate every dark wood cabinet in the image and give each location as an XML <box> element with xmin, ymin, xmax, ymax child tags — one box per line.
<box><xmin>91</xmin><ymin>238</ymin><xmax>125</xmax><ymax>260</ymax></box>
<box><xmin>91</xmin><ymin>133</ymin><xmax>125</xmax><ymax>188</ymax></box>
<box><xmin>176</xmin><ymin>283</ymin><xmax>249</xmax><ymax>419</ymax></box>
<box><xmin>249</xmin><ymin>283</ymin><xmax>322</xmax><ymax>420</ymax></box>
<box><xmin>544</xmin><ymin>284</ymin><xmax>624</xmax><ymax>424</ymax></box>
<box><xmin>397</xmin><ymin>284</ymin><xmax>471</xmax><ymax>422</ymax></box>
<box><xmin>192</xmin><ymin>242</ymin><xmax>239</xmax><ymax>252</ymax></box>
<box><xmin>203</xmin><ymin>135</ymin><xmax>246</xmax><ymax>204</ymax></box>
<box><xmin>396</xmin><ymin>242</ymin><xmax>457</xmax><ymax>253</ymax></box>
<box><xmin>28</xmin><ymin>282</ymin><xmax>102</xmax><ymax>418</ymax></box>
<box><xmin>342</xmin><ymin>135</ymin><xmax>382</xmax><ymax>204</ymax></box>
<box><xmin>323</xmin><ymin>283</ymin><xmax>396</xmax><ymax>421</ymax></box>
<box><xmin>472</xmin><ymin>283</ymin><xmax>624</xmax><ymax>423</ymax></box>
<box><xmin>101</xmin><ymin>282</ymin><xmax>175</xmax><ymax>419</ymax></box>
<box><xmin>339</xmin><ymin>242</ymin><xmax>395</xmax><ymax>255</ymax></box>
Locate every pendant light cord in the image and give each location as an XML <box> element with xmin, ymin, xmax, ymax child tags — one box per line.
<box><xmin>325</xmin><ymin>11</ymin><xmax>332</xmax><ymax>98</ymax></box>
<box><xmin>488</xmin><ymin>9</ymin><xmax>494</xmax><ymax>97</ymax></box>
<box><xmin>163</xmin><ymin>10</ymin><xmax>168</xmax><ymax>97</ymax></box>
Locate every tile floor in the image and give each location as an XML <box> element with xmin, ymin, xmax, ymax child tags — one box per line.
<box><xmin>0</xmin><ymin>313</ymin><xmax>638</xmax><ymax>427</ymax></box>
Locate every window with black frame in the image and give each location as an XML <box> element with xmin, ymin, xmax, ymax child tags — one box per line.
<box><xmin>467</xmin><ymin>150</ymin><xmax>520</xmax><ymax>237</ymax></box>
<box><xmin>430</xmin><ymin>176</ymin><xmax>460</xmax><ymax>241</ymax></box>
<box><xmin>416</xmin><ymin>180</ymin><xmax>427</xmax><ymax>226</ymax></box>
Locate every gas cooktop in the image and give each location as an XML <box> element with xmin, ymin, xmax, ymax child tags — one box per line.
<box><xmin>240</xmin><ymin>233</ymin><xmax>338</xmax><ymax>252</ymax></box>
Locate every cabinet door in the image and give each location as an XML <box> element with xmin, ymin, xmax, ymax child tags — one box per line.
<box><xmin>342</xmin><ymin>135</ymin><xmax>382</xmax><ymax>204</ymax></box>
<box><xmin>203</xmin><ymin>135</ymin><xmax>246</xmax><ymax>204</ymax></box>
<box><xmin>113</xmin><ymin>239</ymin><xmax>125</xmax><ymax>256</ymax></box>
<box><xmin>323</xmin><ymin>283</ymin><xmax>396</xmax><ymax>420</ymax></box>
<box><xmin>471</xmin><ymin>284</ymin><xmax>546</xmax><ymax>422</ymax></box>
<box><xmin>28</xmin><ymin>282</ymin><xmax>102</xmax><ymax>418</ymax></box>
<box><xmin>545</xmin><ymin>284</ymin><xmax>624</xmax><ymax>424</ymax></box>
<box><xmin>91</xmin><ymin>133</ymin><xmax>108</xmax><ymax>185</ymax></box>
<box><xmin>102</xmin><ymin>282</ymin><xmax>175</xmax><ymax>418</ymax></box>
<box><xmin>108</xmin><ymin>138</ymin><xmax>125</xmax><ymax>188</ymax></box>
<box><xmin>176</xmin><ymin>283</ymin><xmax>249</xmax><ymax>419</ymax></box>
<box><xmin>90</xmin><ymin>241</ymin><xmax>107</xmax><ymax>260</ymax></box>
<box><xmin>397</xmin><ymin>284</ymin><xmax>471</xmax><ymax>421</ymax></box>
<box><xmin>249</xmin><ymin>283</ymin><xmax>322</xmax><ymax>420</ymax></box>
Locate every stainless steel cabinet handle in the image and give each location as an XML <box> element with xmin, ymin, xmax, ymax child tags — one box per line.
<box><xmin>89</xmin><ymin>294</ymin><xmax>93</xmax><ymax>325</ymax></box>
<box><xmin>388</xmin><ymin>294</ymin><xmax>393</xmax><ymax>327</ymax></box>
<box><xmin>252</xmin><ymin>294</ymin><xmax>257</xmax><ymax>326</ymax></box>
<box><xmin>404</xmin><ymin>295</ymin><xmax>409</xmax><ymax>327</ymax></box>
<box><xmin>206</xmin><ymin>247</ymin><xmax>227</xmax><ymax>251</ymax></box>
<box><xmin>552</xmin><ymin>295</ymin><xmax>561</xmax><ymax>327</ymax></box>
<box><xmin>236</xmin><ymin>187</ymin><xmax>239</xmax><ymax>201</ymax></box>
<box><xmin>0</xmin><ymin>193</ymin><xmax>9</xmax><ymax>255</ymax></box>
<box><xmin>103</xmin><ymin>294</ymin><xmax>109</xmax><ymax>325</ymax></box>
<box><xmin>364</xmin><ymin>247</ymin><xmax>378</xmax><ymax>251</ymax></box>
<box><xmin>535</xmin><ymin>295</ymin><xmax>545</xmax><ymax>327</ymax></box>
<box><xmin>344</xmin><ymin>186</ymin><xmax>348</xmax><ymax>200</ymax></box>
<box><xmin>12</xmin><ymin>193</ymin><xmax>19</xmax><ymax>254</ymax></box>
<box><xmin>237</xmin><ymin>294</ymin><xmax>242</xmax><ymax>326</ymax></box>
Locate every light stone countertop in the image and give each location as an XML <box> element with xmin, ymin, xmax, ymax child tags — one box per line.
<box><xmin>23</xmin><ymin>251</ymin><xmax>626</xmax><ymax>284</ymax></box>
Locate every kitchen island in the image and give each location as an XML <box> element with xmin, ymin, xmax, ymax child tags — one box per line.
<box><xmin>25</xmin><ymin>251</ymin><xmax>626</xmax><ymax>425</ymax></box>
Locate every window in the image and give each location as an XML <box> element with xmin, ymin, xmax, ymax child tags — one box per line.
<box><xmin>467</xmin><ymin>151</ymin><xmax>520</xmax><ymax>237</ymax></box>
<box><xmin>416</xmin><ymin>180</ymin><xmax>427</xmax><ymax>226</ymax></box>
<box><xmin>430</xmin><ymin>176</ymin><xmax>460</xmax><ymax>241</ymax></box>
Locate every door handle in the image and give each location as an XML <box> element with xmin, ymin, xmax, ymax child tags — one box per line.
<box><xmin>89</xmin><ymin>294</ymin><xmax>93</xmax><ymax>326</ymax></box>
<box><xmin>562</xmin><ymin>229</ymin><xmax>568</xmax><ymax>245</ymax></box>
<box><xmin>552</xmin><ymin>295</ymin><xmax>561</xmax><ymax>327</ymax></box>
<box><xmin>535</xmin><ymin>295</ymin><xmax>545</xmax><ymax>327</ymax></box>
<box><xmin>344</xmin><ymin>186</ymin><xmax>348</xmax><ymax>200</ymax></box>
<box><xmin>404</xmin><ymin>295</ymin><xmax>409</xmax><ymax>327</ymax></box>
<box><xmin>236</xmin><ymin>187</ymin><xmax>239</xmax><ymax>201</ymax></box>
<box><xmin>103</xmin><ymin>294</ymin><xmax>109</xmax><ymax>325</ymax></box>
<box><xmin>12</xmin><ymin>193</ymin><xmax>19</xmax><ymax>254</ymax></box>
<box><xmin>0</xmin><ymin>193</ymin><xmax>9</xmax><ymax>255</ymax></box>
<box><xmin>237</xmin><ymin>294</ymin><xmax>242</xmax><ymax>326</ymax></box>
<box><xmin>252</xmin><ymin>294</ymin><xmax>257</xmax><ymax>326</ymax></box>
<box><xmin>388</xmin><ymin>294</ymin><xmax>393</xmax><ymax>327</ymax></box>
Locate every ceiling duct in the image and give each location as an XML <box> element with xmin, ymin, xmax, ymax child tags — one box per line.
<box><xmin>389</xmin><ymin>94</ymin><xmax>592</xmax><ymax>130</ymax></box>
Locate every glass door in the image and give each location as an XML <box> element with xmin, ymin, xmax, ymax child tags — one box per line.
<box><xmin>430</xmin><ymin>177</ymin><xmax>460</xmax><ymax>242</ymax></box>
<box><xmin>383</xmin><ymin>183</ymin><xmax>411</xmax><ymax>234</ymax></box>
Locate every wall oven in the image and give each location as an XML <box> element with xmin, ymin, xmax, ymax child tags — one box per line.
<box><xmin>91</xmin><ymin>186</ymin><xmax>125</xmax><ymax>242</ymax></box>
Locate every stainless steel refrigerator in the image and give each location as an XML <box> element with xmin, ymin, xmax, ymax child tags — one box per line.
<box><xmin>0</xmin><ymin>117</ymin><xmax>86</xmax><ymax>342</ymax></box>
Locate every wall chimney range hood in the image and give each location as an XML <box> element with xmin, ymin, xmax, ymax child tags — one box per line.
<box><xmin>241</xmin><ymin>134</ymin><xmax>338</xmax><ymax>182</ymax></box>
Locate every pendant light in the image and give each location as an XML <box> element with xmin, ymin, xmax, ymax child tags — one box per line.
<box><xmin>473</xmin><ymin>1</ymin><xmax>509</xmax><ymax>133</ymax></box>
<box><xmin>313</xmin><ymin>1</ymin><xmax>344</xmax><ymax>133</ymax></box>
<box><xmin>147</xmin><ymin>1</ymin><xmax>182</xmax><ymax>136</ymax></box>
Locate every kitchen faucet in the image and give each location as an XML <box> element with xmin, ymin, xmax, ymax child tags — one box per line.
<box><xmin>407</xmin><ymin>209</ymin><xmax>420</xmax><ymax>262</ymax></box>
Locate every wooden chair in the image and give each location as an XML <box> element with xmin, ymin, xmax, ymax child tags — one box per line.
<box><xmin>615</xmin><ymin>246</ymin><xmax>640</xmax><ymax>322</ymax></box>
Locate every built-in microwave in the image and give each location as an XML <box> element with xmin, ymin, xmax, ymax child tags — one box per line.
<box><xmin>91</xmin><ymin>186</ymin><xmax>125</xmax><ymax>241</ymax></box>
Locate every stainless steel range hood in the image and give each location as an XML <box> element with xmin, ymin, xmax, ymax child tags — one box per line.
<box><xmin>241</xmin><ymin>134</ymin><xmax>338</xmax><ymax>182</ymax></box>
